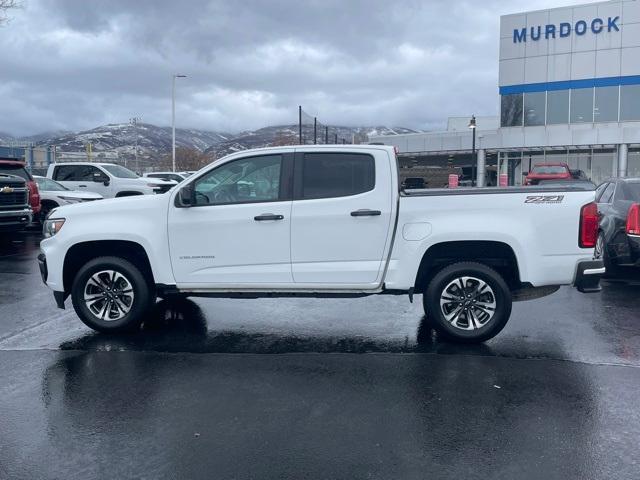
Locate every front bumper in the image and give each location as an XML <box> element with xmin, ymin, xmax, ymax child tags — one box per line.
<box><xmin>0</xmin><ymin>208</ymin><xmax>32</xmax><ymax>231</ymax></box>
<box><xmin>574</xmin><ymin>259</ymin><xmax>605</xmax><ymax>293</ymax></box>
<box><xmin>38</xmin><ymin>252</ymin><xmax>66</xmax><ymax>308</ymax></box>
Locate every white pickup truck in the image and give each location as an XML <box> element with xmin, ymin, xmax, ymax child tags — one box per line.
<box><xmin>38</xmin><ymin>145</ymin><xmax>604</xmax><ymax>343</ymax></box>
<box><xmin>46</xmin><ymin>162</ymin><xmax>176</xmax><ymax>197</ymax></box>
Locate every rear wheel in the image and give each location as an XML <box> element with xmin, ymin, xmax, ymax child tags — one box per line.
<box><xmin>423</xmin><ymin>262</ymin><xmax>512</xmax><ymax>343</ymax></box>
<box><xmin>595</xmin><ymin>231</ymin><xmax>617</xmax><ymax>276</ymax></box>
<box><xmin>71</xmin><ymin>256</ymin><xmax>153</xmax><ymax>332</ymax></box>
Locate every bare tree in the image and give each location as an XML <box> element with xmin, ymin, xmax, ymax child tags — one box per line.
<box><xmin>0</xmin><ymin>0</ymin><xmax>20</xmax><ymax>25</ymax></box>
<box><xmin>160</xmin><ymin>147</ymin><xmax>211</xmax><ymax>171</ymax></box>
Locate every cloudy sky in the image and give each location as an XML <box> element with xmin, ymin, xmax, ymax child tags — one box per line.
<box><xmin>0</xmin><ymin>0</ymin><xmax>600</xmax><ymax>136</ymax></box>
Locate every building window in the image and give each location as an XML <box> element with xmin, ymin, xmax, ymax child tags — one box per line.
<box><xmin>546</xmin><ymin>90</ymin><xmax>569</xmax><ymax>125</ymax></box>
<box><xmin>620</xmin><ymin>85</ymin><xmax>640</xmax><ymax>121</ymax></box>
<box><xmin>524</xmin><ymin>92</ymin><xmax>546</xmax><ymax>126</ymax></box>
<box><xmin>501</xmin><ymin>93</ymin><xmax>523</xmax><ymax>127</ymax></box>
<box><xmin>570</xmin><ymin>88</ymin><xmax>594</xmax><ymax>123</ymax></box>
<box><xmin>594</xmin><ymin>86</ymin><xmax>619</xmax><ymax>122</ymax></box>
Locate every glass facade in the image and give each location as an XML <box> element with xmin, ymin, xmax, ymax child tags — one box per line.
<box><xmin>523</xmin><ymin>92</ymin><xmax>545</xmax><ymax>126</ymax></box>
<box><xmin>546</xmin><ymin>90</ymin><xmax>569</xmax><ymax>125</ymax></box>
<box><xmin>570</xmin><ymin>88</ymin><xmax>594</xmax><ymax>123</ymax></box>
<box><xmin>620</xmin><ymin>85</ymin><xmax>640</xmax><ymax>121</ymax></box>
<box><xmin>500</xmin><ymin>94</ymin><xmax>523</xmax><ymax>127</ymax></box>
<box><xmin>500</xmin><ymin>85</ymin><xmax>633</xmax><ymax>127</ymax></box>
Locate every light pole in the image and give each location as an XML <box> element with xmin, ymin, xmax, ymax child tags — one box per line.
<box><xmin>468</xmin><ymin>115</ymin><xmax>477</xmax><ymax>186</ymax></box>
<box><xmin>172</xmin><ymin>74</ymin><xmax>187</xmax><ymax>172</ymax></box>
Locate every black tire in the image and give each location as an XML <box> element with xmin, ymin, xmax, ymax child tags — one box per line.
<box><xmin>596</xmin><ymin>231</ymin><xmax>618</xmax><ymax>276</ymax></box>
<box><xmin>71</xmin><ymin>256</ymin><xmax>154</xmax><ymax>332</ymax></box>
<box><xmin>39</xmin><ymin>202</ymin><xmax>58</xmax><ymax>224</ymax></box>
<box><xmin>423</xmin><ymin>262</ymin><xmax>512</xmax><ymax>343</ymax></box>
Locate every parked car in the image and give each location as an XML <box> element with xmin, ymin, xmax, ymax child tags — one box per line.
<box><xmin>524</xmin><ymin>163</ymin><xmax>572</xmax><ymax>185</ymax></box>
<box><xmin>143</xmin><ymin>171</ymin><xmax>189</xmax><ymax>183</ymax></box>
<box><xmin>0</xmin><ymin>159</ymin><xmax>41</xmax><ymax>216</ymax></box>
<box><xmin>46</xmin><ymin>162</ymin><xmax>176</xmax><ymax>198</ymax></box>
<box><xmin>39</xmin><ymin>145</ymin><xmax>603</xmax><ymax>343</ymax></box>
<box><xmin>0</xmin><ymin>174</ymin><xmax>32</xmax><ymax>231</ymax></box>
<box><xmin>537</xmin><ymin>179</ymin><xmax>596</xmax><ymax>190</ymax></box>
<box><xmin>33</xmin><ymin>176</ymin><xmax>103</xmax><ymax>222</ymax></box>
<box><xmin>594</xmin><ymin>178</ymin><xmax>640</xmax><ymax>272</ymax></box>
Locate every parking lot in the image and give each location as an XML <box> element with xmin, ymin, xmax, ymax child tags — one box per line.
<box><xmin>0</xmin><ymin>230</ymin><xmax>638</xmax><ymax>479</ymax></box>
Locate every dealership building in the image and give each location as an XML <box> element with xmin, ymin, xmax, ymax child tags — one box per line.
<box><xmin>370</xmin><ymin>0</ymin><xmax>640</xmax><ymax>186</ymax></box>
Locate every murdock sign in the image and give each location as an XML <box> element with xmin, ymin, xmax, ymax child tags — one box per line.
<box><xmin>513</xmin><ymin>16</ymin><xmax>620</xmax><ymax>43</ymax></box>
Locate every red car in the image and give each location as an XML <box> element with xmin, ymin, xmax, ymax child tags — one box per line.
<box><xmin>524</xmin><ymin>163</ymin><xmax>572</xmax><ymax>186</ymax></box>
<box><xmin>0</xmin><ymin>159</ymin><xmax>41</xmax><ymax>216</ymax></box>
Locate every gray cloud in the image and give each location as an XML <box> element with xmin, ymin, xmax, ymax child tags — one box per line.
<box><xmin>0</xmin><ymin>0</ymin><xmax>600</xmax><ymax>136</ymax></box>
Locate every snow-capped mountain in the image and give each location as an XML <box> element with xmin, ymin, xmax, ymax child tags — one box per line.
<box><xmin>1</xmin><ymin>123</ymin><xmax>417</xmax><ymax>163</ymax></box>
<box><xmin>35</xmin><ymin>123</ymin><xmax>231</xmax><ymax>158</ymax></box>
<box><xmin>205</xmin><ymin>125</ymin><xmax>417</xmax><ymax>158</ymax></box>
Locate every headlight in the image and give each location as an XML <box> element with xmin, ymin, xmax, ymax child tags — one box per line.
<box><xmin>43</xmin><ymin>218</ymin><xmax>65</xmax><ymax>238</ymax></box>
<box><xmin>58</xmin><ymin>196</ymin><xmax>83</xmax><ymax>203</ymax></box>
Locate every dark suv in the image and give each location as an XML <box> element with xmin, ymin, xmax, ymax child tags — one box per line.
<box><xmin>0</xmin><ymin>160</ymin><xmax>41</xmax><ymax>217</ymax></box>
<box><xmin>0</xmin><ymin>174</ymin><xmax>32</xmax><ymax>231</ymax></box>
<box><xmin>594</xmin><ymin>178</ymin><xmax>640</xmax><ymax>272</ymax></box>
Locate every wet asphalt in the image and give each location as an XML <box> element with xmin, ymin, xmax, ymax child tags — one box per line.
<box><xmin>0</xmin><ymin>231</ymin><xmax>639</xmax><ymax>479</ymax></box>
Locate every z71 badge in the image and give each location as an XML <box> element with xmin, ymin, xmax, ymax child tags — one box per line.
<box><xmin>524</xmin><ymin>195</ymin><xmax>565</xmax><ymax>204</ymax></box>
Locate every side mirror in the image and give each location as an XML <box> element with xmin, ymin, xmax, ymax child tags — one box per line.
<box><xmin>522</xmin><ymin>171</ymin><xmax>529</xmax><ymax>176</ymax></box>
<box><xmin>178</xmin><ymin>184</ymin><xmax>195</xmax><ymax>207</ymax></box>
<box><xmin>93</xmin><ymin>172</ymin><xmax>109</xmax><ymax>186</ymax></box>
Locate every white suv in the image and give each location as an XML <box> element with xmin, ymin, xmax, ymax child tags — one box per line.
<box><xmin>46</xmin><ymin>163</ymin><xmax>176</xmax><ymax>198</ymax></box>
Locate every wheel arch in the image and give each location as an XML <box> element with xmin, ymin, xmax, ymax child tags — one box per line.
<box><xmin>414</xmin><ymin>240</ymin><xmax>521</xmax><ymax>293</ymax></box>
<box><xmin>63</xmin><ymin>240</ymin><xmax>154</xmax><ymax>293</ymax></box>
<box><xmin>115</xmin><ymin>191</ymin><xmax>144</xmax><ymax>197</ymax></box>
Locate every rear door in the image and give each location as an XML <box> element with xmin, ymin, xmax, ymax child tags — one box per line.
<box><xmin>290</xmin><ymin>149</ymin><xmax>394</xmax><ymax>286</ymax></box>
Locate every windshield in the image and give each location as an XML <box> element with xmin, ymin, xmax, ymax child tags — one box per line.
<box><xmin>532</xmin><ymin>165</ymin><xmax>568</xmax><ymax>174</ymax></box>
<box><xmin>101</xmin><ymin>164</ymin><xmax>139</xmax><ymax>179</ymax></box>
<box><xmin>35</xmin><ymin>177</ymin><xmax>69</xmax><ymax>191</ymax></box>
<box><xmin>0</xmin><ymin>164</ymin><xmax>30</xmax><ymax>180</ymax></box>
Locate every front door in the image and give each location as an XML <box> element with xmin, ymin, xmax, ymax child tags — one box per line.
<box><xmin>290</xmin><ymin>150</ymin><xmax>394</xmax><ymax>286</ymax></box>
<box><xmin>168</xmin><ymin>153</ymin><xmax>294</xmax><ymax>286</ymax></box>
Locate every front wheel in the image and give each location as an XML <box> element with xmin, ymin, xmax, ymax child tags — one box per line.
<box><xmin>71</xmin><ymin>256</ymin><xmax>154</xmax><ymax>332</ymax></box>
<box><xmin>423</xmin><ymin>262</ymin><xmax>512</xmax><ymax>343</ymax></box>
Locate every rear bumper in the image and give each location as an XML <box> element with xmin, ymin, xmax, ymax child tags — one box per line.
<box><xmin>574</xmin><ymin>259</ymin><xmax>605</xmax><ymax>293</ymax></box>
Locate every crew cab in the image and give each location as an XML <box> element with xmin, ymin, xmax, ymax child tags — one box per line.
<box><xmin>46</xmin><ymin>162</ymin><xmax>175</xmax><ymax>198</ymax></box>
<box><xmin>0</xmin><ymin>174</ymin><xmax>32</xmax><ymax>231</ymax></box>
<box><xmin>0</xmin><ymin>160</ymin><xmax>41</xmax><ymax>216</ymax></box>
<box><xmin>38</xmin><ymin>146</ymin><xmax>604</xmax><ymax>343</ymax></box>
<box><xmin>524</xmin><ymin>163</ymin><xmax>572</xmax><ymax>185</ymax></box>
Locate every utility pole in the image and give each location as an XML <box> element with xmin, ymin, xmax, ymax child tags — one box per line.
<box><xmin>130</xmin><ymin>116</ymin><xmax>140</xmax><ymax>172</ymax></box>
<box><xmin>298</xmin><ymin>106</ymin><xmax>302</xmax><ymax>144</ymax></box>
<box><xmin>325</xmin><ymin>126</ymin><xmax>328</xmax><ymax>144</ymax></box>
<box><xmin>172</xmin><ymin>74</ymin><xmax>187</xmax><ymax>172</ymax></box>
<box><xmin>313</xmin><ymin>117</ymin><xmax>317</xmax><ymax>144</ymax></box>
<box><xmin>468</xmin><ymin>115</ymin><xmax>477</xmax><ymax>187</ymax></box>
<box><xmin>334</xmin><ymin>133</ymin><xmax>338</xmax><ymax>144</ymax></box>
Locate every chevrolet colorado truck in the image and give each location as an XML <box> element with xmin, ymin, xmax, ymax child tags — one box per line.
<box><xmin>38</xmin><ymin>145</ymin><xmax>604</xmax><ymax>343</ymax></box>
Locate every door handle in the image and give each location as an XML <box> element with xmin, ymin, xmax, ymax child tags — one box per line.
<box><xmin>78</xmin><ymin>184</ymin><xmax>87</xmax><ymax>188</ymax></box>
<box><xmin>351</xmin><ymin>209</ymin><xmax>381</xmax><ymax>217</ymax></box>
<box><xmin>254</xmin><ymin>214</ymin><xmax>284</xmax><ymax>221</ymax></box>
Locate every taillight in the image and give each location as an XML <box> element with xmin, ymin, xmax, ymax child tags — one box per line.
<box><xmin>627</xmin><ymin>203</ymin><xmax>640</xmax><ymax>236</ymax></box>
<box><xmin>579</xmin><ymin>202</ymin><xmax>598</xmax><ymax>248</ymax></box>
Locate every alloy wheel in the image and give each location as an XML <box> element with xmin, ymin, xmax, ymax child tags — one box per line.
<box><xmin>83</xmin><ymin>270</ymin><xmax>135</xmax><ymax>321</ymax></box>
<box><xmin>439</xmin><ymin>276</ymin><xmax>497</xmax><ymax>331</ymax></box>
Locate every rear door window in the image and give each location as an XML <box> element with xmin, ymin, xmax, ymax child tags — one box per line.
<box><xmin>599</xmin><ymin>183</ymin><xmax>616</xmax><ymax>204</ymax></box>
<box><xmin>297</xmin><ymin>153</ymin><xmax>375</xmax><ymax>200</ymax></box>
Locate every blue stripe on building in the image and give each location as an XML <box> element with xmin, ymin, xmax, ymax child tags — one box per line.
<box><xmin>499</xmin><ymin>75</ymin><xmax>640</xmax><ymax>95</ymax></box>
